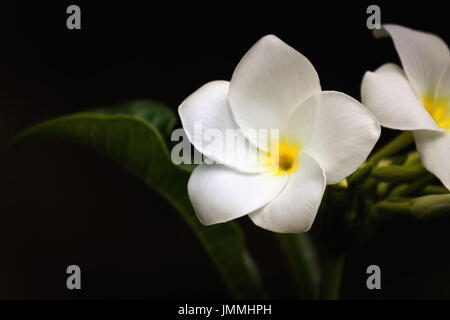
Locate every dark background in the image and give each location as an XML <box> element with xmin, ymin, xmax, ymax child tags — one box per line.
<box><xmin>0</xmin><ymin>1</ymin><xmax>449</xmax><ymax>299</ymax></box>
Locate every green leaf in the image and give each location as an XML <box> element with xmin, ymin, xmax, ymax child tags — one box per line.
<box><xmin>5</xmin><ymin>100</ymin><xmax>265</xmax><ymax>299</ymax></box>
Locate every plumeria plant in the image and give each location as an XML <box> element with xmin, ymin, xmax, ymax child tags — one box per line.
<box><xmin>4</xmin><ymin>24</ymin><xmax>450</xmax><ymax>299</ymax></box>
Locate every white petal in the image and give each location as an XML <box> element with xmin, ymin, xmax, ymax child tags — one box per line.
<box><xmin>436</xmin><ymin>65</ymin><xmax>450</xmax><ymax>100</ymax></box>
<box><xmin>430</xmin><ymin>66</ymin><xmax>450</xmax><ymax>130</ymax></box>
<box><xmin>249</xmin><ymin>152</ymin><xmax>325</xmax><ymax>233</ymax></box>
<box><xmin>361</xmin><ymin>63</ymin><xmax>440</xmax><ymax>131</ymax></box>
<box><xmin>188</xmin><ymin>164</ymin><xmax>287</xmax><ymax>225</ymax></box>
<box><xmin>414</xmin><ymin>130</ymin><xmax>450</xmax><ymax>190</ymax></box>
<box><xmin>229</xmin><ymin>35</ymin><xmax>321</xmax><ymax>149</ymax></box>
<box><xmin>288</xmin><ymin>91</ymin><xmax>381</xmax><ymax>185</ymax></box>
<box><xmin>179</xmin><ymin>80</ymin><xmax>264</xmax><ymax>172</ymax></box>
<box><xmin>375</xmin><ymin>24</ymin><xmax>450</xmax><ymax>98</ymax></box>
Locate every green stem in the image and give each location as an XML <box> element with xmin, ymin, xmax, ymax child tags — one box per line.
<box><xmin>422</xmin><ymin>185</ymin><xmax>449</xmax><ymax>195</ymax></box>
<box><xmin>390</xmin><ymin>173</ymin><xmax>436</xmax><ymax>197</ymax></box>
<box><xmin>319</xmin><ymin>254</ymin><xmax>345</xmax><ymax>300</ymax></box>
<box><xmin>276</xmin><ymin>234</ymin><xmax>320</xmax><ymax>299</ymax></box>
<box><xmin>348</xmin><ymin>132</ymin><xmax>414</xmax><ymax>185</ymax></box>
<box><xmin>317</xmin><ymin>133</ymin><xmax>414</xmax><ymax>299</ymax></box>
<box><xmin>369</xmin><ymin>131</ymin><xmax>414</xmax><ymax>163</ymax></box>
<box><xmin>373</xmin><ymin>200</ymin><xmax>410</xmax><ymax>215</ymax></box>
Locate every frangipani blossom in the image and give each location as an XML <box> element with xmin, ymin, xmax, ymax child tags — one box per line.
<box><xmin>362</xmin><ymin>24</ymin><xmax>450</xmax><ymax>189</ymax></box>
<box><xmin>179</xmin><ymin>35</ymin><xmax>380</xmax><ymax>233</ymax></box>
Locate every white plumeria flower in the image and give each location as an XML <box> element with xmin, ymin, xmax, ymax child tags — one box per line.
<box><xmin>362</xmin><ymin>24</ymin><xmax>450</xmax><ymax>189</ymax></box>
<box><xmin>179</xmin><ymin>35</ymin><xmax>380</xmax><ymax>233</ymax></box>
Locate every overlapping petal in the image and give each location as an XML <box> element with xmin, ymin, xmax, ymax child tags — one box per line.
<box><xmin>436</xmin><ymin>65</ymin><xmax>450</xmax><ymax>103</ymax></box>
<box><xmin>188</xmin><ymin>164</ymin><xmax>287</xmax><ymax>225</ymax></box>
<box><xmin>288</xmin><ymin>91</ymin><xmax>381</xmax><ymax>184</ymax></box>
<box><xmin>229</xmin><ymin>35</ymin><xmax>321</xmax><ymax>150</ymax></box>
<box><xmin>181</xmin><ymin>34</ymin><xmax>386</xmax><ymax>233</ymax></box>
<box><xmin>375</xmin><ymin>24</ymin><xmax>450</xmax><ymax>98</ymax></box>
<box><xmin>179</xmin><ymin>80</ymin><xmax>264</xmax><ymax>172</ymax></box>
<box><xmin>361</xmin><ymin>63</ymin><xmax>440</xmax><ymax>131</ymax></box>
<box><xmin>249</xmin><ymin>152</ymin><xmax>325</xmax><ymax>233</ymax></box>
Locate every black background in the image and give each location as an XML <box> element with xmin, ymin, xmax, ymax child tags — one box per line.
<box><xmin>0</xmin><ymin>1</ymin><xmax>449</xmax><ymax>299</ymax></box>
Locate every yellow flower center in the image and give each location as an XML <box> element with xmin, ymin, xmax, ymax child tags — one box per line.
<box><xmin>423</xmin><ymin>94</ymin><xmax>450</xmax><ymax>130</ymax></box>
<box><xmin>263</xmin><ymin>139</ymin><xmax>300</xmax><ymax>175</ymax></box>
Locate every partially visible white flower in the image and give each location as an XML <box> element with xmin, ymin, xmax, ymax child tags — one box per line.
<box><xmin>179</xmin><ymin>35</ymin><xmax>380</xmax><ymax>233</ymax></box>
<box><xmin>361</xmin><ymin>24</ymin><xmax>450</xmax><ymax>189</ymax></box>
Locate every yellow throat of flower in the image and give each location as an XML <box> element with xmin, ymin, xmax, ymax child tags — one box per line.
<box><xmin>263</xmin><ymin>139</ymin><xmax>300</xmax><ymax>176</ymax></box>
<box><xmin>423</xmin><ymin>94</ymin><xmax>450</xmax><ymax>130</ymax></box>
